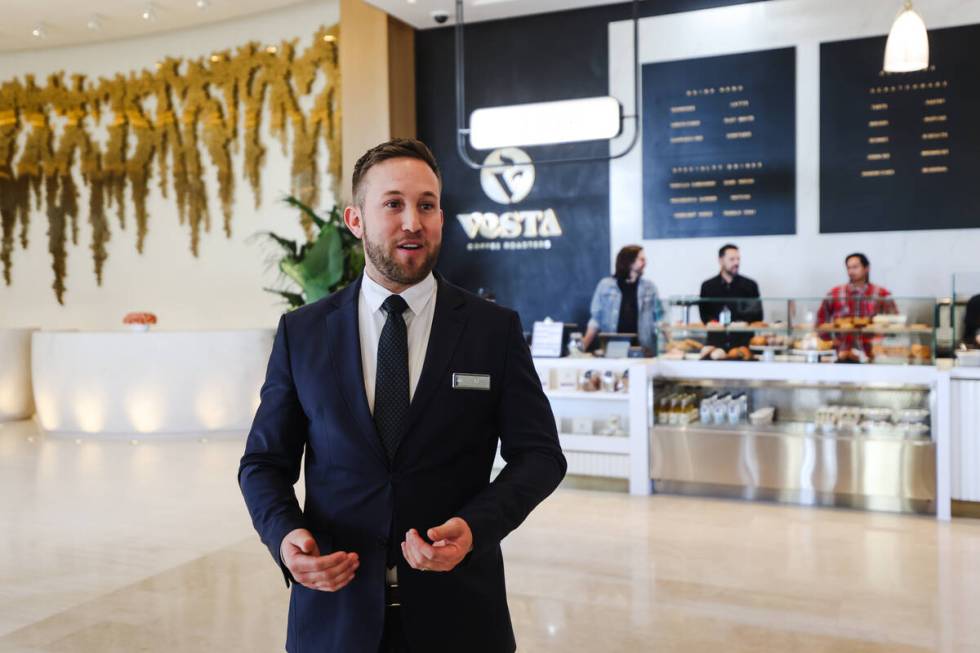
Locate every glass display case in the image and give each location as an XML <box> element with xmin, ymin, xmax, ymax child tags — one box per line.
<box><xmin>651</xmin><ymin>375</ymin><xmax>937</xmax><ymax>514</ymax></box>
<box><xmin>659</xmin><ymin>296</ymin><xmax>938</xmax><ymax>365</ymax></box>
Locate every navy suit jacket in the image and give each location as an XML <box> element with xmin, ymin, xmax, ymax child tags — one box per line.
<box><xmin>239</xmin><ymin>275</ymin><xmax>567</xmax><ymax>653</ymax></box>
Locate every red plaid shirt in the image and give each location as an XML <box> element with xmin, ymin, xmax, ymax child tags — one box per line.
<box><xmin>817</xmin><ymin>283</ymin><xmax>897</xmax><ymax>353</ymax></box>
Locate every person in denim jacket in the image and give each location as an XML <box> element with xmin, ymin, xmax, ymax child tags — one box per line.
<box><xmin>581</xmin><ymin>245</ymin><xmax>664</xmax><ymax>353</ymax></box>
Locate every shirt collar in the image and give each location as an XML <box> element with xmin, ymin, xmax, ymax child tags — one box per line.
<box><xmin>361</xmin><ymin>270</ymin><xmax>437</xmax><ymax>317</ymax></box>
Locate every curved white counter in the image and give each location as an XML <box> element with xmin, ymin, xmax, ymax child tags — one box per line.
<box><xmin>31</xmin><ymin>329</ymin><xmax>275</xmax><ymax>435</ymax></box>
<box><xmin>0</xmin><ymin>328</ymin><xmax>38</xmax><ymax>421</ymax></box>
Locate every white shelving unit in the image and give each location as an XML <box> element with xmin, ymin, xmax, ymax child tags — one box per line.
<box><xmin>531</xmin><ymin>357</ymin><xmax>655</xmax><ymax>495</ymax></box>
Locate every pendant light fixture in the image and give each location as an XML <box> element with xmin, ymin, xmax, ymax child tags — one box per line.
<box><xmin>883</xmin><ymin>1</ymin><xmax>929</xmax><ymax>72</ymax></box>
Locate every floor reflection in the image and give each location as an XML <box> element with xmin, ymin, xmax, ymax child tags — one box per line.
<box><xmin>1</xmin><ymin>419</ymin><xmax>979</xmax><ymax>652</ymax></box>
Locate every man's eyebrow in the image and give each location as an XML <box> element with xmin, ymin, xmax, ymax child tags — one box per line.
<box><xmin>380</xmin><ymin>190</ymin><xmax>438</xmax><ymax>198</ymax></box>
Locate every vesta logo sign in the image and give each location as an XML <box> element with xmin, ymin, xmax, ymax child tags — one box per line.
<box><xmin>457</xmin><ymin>148</ymin><xmax>562</xmax><ymax>250</ymax></box>
<box><xmin>479</xmin><ymin>148</ymin><xmax>535</xmax><ymax>204</ymax></box>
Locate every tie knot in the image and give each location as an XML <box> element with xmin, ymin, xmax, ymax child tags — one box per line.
<box><xmin>381</xmin><ymin>294</ymin><xmax>409</xmax><ymax>316</ymax></box>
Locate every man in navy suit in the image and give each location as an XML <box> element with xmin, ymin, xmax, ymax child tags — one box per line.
<box><xmin>239</xmin><ymin>138</ymin><xmax>567</xmax><ymax>652</ymax></box>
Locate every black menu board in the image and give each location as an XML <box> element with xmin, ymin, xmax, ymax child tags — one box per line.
<box><xmin>642</xmin><ymin>48</ymin><xmax>796</xmax><ymax>240</ymax></box>
<box><xmin>821</xmin><ymin>25</ymin><xmax>980</xmax><ymax>233</ymax></box>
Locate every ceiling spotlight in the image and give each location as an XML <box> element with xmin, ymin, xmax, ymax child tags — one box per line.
<box><xmin>141</xmin><ymin>3</ymin><xmax>157</xmax><ymax>21</ymax></box>
<box><xmin>31</xmin><ymin>22</ymin><xmax>46</xmax><ymax>39</ymax></box>
<box><xmin>196</xmin><ymin>0</ymin><xmax>211</xmax><ymax>9</ymax></box>
<box><xmin>266</xmin><ymin>45</ymin><xmax>278</xmax><ymax>54</ymax></box>
<box><xmin>87</xmin><ymin>14</ymin><xmax>103</xmax><ymax>31</ymax></box>
<box><xmin>322</xmin><ymin>34</ymin><xmax>336</xmax><ymax>43</ymax></box>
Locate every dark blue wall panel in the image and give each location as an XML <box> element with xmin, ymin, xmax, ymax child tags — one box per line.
<box><xmin>821</xmin><ymin>24</ymin><xmax>980</xmax><ymax>233</ymax></box>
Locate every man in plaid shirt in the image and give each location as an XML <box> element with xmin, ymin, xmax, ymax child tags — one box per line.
<box><xmin>817</xmin><ymin>253</ymin><xmax>897</xmax><ymax>354</ymax></box>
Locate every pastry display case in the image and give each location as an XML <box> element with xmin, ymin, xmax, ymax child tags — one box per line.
<box><xmin>659</xmin><ymin>296</ymin><xmax>938</xmax><ymax>365</ymax></box>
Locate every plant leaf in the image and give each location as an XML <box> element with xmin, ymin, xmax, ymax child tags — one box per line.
<box><xmin>281</xmin><ymin>222</ymin><xmax>344</xmax><ymax>303</ymax></box>
<box><xmin>263</xmin><ymin>287</ymin><xmax>306</xmax><ymax>309</ymax></box>
<box><xmin>256</xmin><ymin>231</ymin><xmax>298</xmax><ymax>258</ymax></box>
<box><xmin>283</xmin><ymin>195</ymin><xmax>327</xmax><ymax>230</ymax></box>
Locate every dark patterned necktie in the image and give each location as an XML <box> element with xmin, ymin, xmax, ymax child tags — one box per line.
<box><xmin>374</xmin><ymin>295</ymin><xmax>410</xmax><ymax>462</ymax></box>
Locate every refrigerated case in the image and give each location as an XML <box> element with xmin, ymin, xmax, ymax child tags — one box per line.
<box><xmin>651</xmin><ymin>361</ymin><xmax>940</xmax><ymax>515</ymax></box>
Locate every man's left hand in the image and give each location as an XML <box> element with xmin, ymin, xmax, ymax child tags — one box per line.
<box><xmin>401</xmin><ymin>517</ymin><xmax>473</xmax><ymax>573</ymax></box>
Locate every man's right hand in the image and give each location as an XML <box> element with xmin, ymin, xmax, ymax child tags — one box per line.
<box><xmin>281</xmin><ymin>528</ymin><xmax>359</xmax><ymax>592</ymax></box>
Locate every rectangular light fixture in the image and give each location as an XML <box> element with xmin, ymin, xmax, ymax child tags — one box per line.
<box><xmin>468</xmin><ymin>96</ymin><xmax>623</xmax><ymax>150</ymax></box>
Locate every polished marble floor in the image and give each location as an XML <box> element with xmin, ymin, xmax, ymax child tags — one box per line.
<box><xmin>1</xmin><ymin>418</ymin><xmax>979</xmax><ymax>652</ymax></box>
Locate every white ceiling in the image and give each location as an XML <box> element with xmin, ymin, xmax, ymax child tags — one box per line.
<box><xmin>0</xmin><ymin>0</ymin><xmax>639</xmax><ymax>53</ymax></box>
<box><xmin>364</xmin><ymin>0</ymin><xmax>628</xmax><ymax>30</ymax></box>
<box><xmin>0</xmin><ymin>0</ymin><xmax>314</xmax><ymax>53</ymax></box>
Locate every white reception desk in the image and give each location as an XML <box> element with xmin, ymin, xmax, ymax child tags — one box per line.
<box><xmin>31</xmin><ymin>329</ymin><xmax>275</xmax><ymax>435</ymax></box>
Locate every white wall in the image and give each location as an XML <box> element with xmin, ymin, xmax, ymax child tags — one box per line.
<box><xmin>0</xmin><ymin>0</ymin><xmax>339</xmax><ymax>330</ymax></box>
<box><xmin>609</xmin><ymin>0</ymin><xmax>980</xmax><ymax>303</ymax></box>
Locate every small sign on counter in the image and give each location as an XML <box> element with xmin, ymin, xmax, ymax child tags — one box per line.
<box><xmin>531</xmin><ymin>320</ymin><xmax>566</xmax><ymax>358</ymax></box>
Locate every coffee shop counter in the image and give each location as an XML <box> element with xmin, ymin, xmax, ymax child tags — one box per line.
<box><xmin>531</xmin><ymin>356</ymin><xmax>962</xmax><ymax>520</ymax></box>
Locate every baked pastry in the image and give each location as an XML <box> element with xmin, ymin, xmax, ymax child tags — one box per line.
<box><xmin>910</xmin><ymin>344</ymin><xmax>931</xmax><ymax>359</ymax></box>
<box><xmin>729</xmin><ymin>321</ymin><xmax>748</xmax><ymax>329</ymax></box>
<box><xmin>750</xmin><ymin>321</ymin><xmax>768</xmax><ymax>328</ymax></box>
<box><xmin>817</xmin><ymin>339</ymin><xmax>834</xmax><ymax>351</ymax></box>
<box><xmin>852</xmin><ymin>316</ymin><xmax>871</xmax><ymax>328</ymax></box>
<box><xmin>706</xmin><ymin>320</ymin><xmax>724</xmax><ymax>330</ymax></box>
<box><xmin>710</xmin><ymin>347</ymin><xmax>727</xmax><ymax>360</ymax></box>
<box><xmin>750</xmin><ymin>335</ymin><xmax>768</xmax><ymax>347</ymax></box>
<box><xmin>818</xmin><ymin>323</ymin><xmax>836</xmax><ymax>331</ymax></box>
<box><xmin>684</xmin><ymin>338</ymin><xmax>704</xmax><ymax>350</ymax></box>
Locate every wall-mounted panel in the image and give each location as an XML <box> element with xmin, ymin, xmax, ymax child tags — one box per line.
<box><xmin>820</xmin><ymin>24</ymin><xmax>980</xmax><ymax>233</ymax></box>
<box><xmin>642</xmin><ymin>47</ymin><xmax>796</xmax><ymax>240</ymax></box>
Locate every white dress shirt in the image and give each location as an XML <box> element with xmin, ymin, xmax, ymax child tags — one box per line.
<box><xmin>358</xmin><ymin>270</ymin><xmax>438</xmax><ymax>415</ymax></box>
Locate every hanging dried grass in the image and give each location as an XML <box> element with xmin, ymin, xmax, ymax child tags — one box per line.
<box><xmin>0</xmin><ymin>25</ymin><xmax>340</xmax><ymax>302</ymax></box>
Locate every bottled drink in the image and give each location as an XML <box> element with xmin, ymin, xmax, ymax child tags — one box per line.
<box><xmin>720</xmin><ymin>305</ymin><xmax>732</xmax><ymax>326</ymax></box>
<box><xmin>700</xmin><ymin>394</ymin><xmax>715</xmax><ymax>424</ymax></box>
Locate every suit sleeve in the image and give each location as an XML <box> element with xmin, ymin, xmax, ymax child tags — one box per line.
<box><xmin>456</xmin><ymin>311</ymin><xmax>567</xmax><ymax>559</ymax></box>
<box><xmin>238</xmin><ymin>314</ymin><xmax>309</xmax><ymax>587</ymax></box>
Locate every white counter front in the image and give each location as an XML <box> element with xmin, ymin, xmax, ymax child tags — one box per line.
<box><xmin>31</xmin><ymin>329</ymin><xmax>275</xmax><ymax>435</ymax></box>
<box><xmin>1</xmin><ymin>328</ymin><xmax>37</xmax><ymax>421</ymax></box>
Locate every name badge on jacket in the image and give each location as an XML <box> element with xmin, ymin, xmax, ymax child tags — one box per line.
<box><xmin>452</xmin><ymin>373</ymin><xmax>491</xmax><ymax>391</ymax></box>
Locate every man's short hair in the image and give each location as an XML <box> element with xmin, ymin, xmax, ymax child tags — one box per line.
<box><xmin>718</xmin><ymin>243</ymin><xmax>739</xmax><ymax>258</ymax></box>
<box><xmin>845</xmin><ymin>252</ymin><xmax>870</xmax><ymax>268</ymax></box>
<box><xmin>351</xmin><ymin>138</ymin><xmax>442</xmax><ymax>207</ymax></box>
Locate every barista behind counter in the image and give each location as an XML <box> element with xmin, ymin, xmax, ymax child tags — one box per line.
<box><xmin>699</xmin><ymin>244</ymin><xmax>762</xmax><ymax>349</ymax></box>
<box><xmin>581</xmin><ymin>245</ymin><xmax>663</xmax><ymax>354</ymax></box>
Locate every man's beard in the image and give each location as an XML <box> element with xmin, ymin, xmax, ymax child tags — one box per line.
<box><xmin>363</xmin><ymin>235</ymin><xmax>440</xmax><ymax>286</ymax></box>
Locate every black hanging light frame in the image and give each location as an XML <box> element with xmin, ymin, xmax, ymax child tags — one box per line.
<box><xmin>454</xmin><ymin>0</ymin><xmax>642</xmax><ymax>169</ymax></box>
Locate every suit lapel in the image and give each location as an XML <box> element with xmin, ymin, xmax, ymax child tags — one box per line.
<box><xmin>403</xmin><ymin>278</ymin><xmax>467</xmax><ymax>436</ymax></box>
<box><xmin>323</xmin><ymin>278</ymin><xmax>388</xmax><ymax>466</ymax></box>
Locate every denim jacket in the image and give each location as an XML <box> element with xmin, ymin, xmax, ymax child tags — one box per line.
<box><xmin>587</xmin><ymin>276</ymin><xmax>664</xmax><ymax>351</ymax></box>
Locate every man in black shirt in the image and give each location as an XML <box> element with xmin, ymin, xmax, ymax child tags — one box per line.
<box><xmin>699</xmin><ymin>244</ymin><xmax>762</xmax><ymax>348</ymax></box>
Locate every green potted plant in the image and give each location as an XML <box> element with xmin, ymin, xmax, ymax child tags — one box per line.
<box><xmin>258</xmin><ymin>196</ymin><xmax>364</xmax><ymax>309</ymax></box>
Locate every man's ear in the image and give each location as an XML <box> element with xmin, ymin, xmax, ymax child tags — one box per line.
<box><xmin>343</xmin><ymin>205</ymin><xmax>363</xmax><ymax>239</ymax></box>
